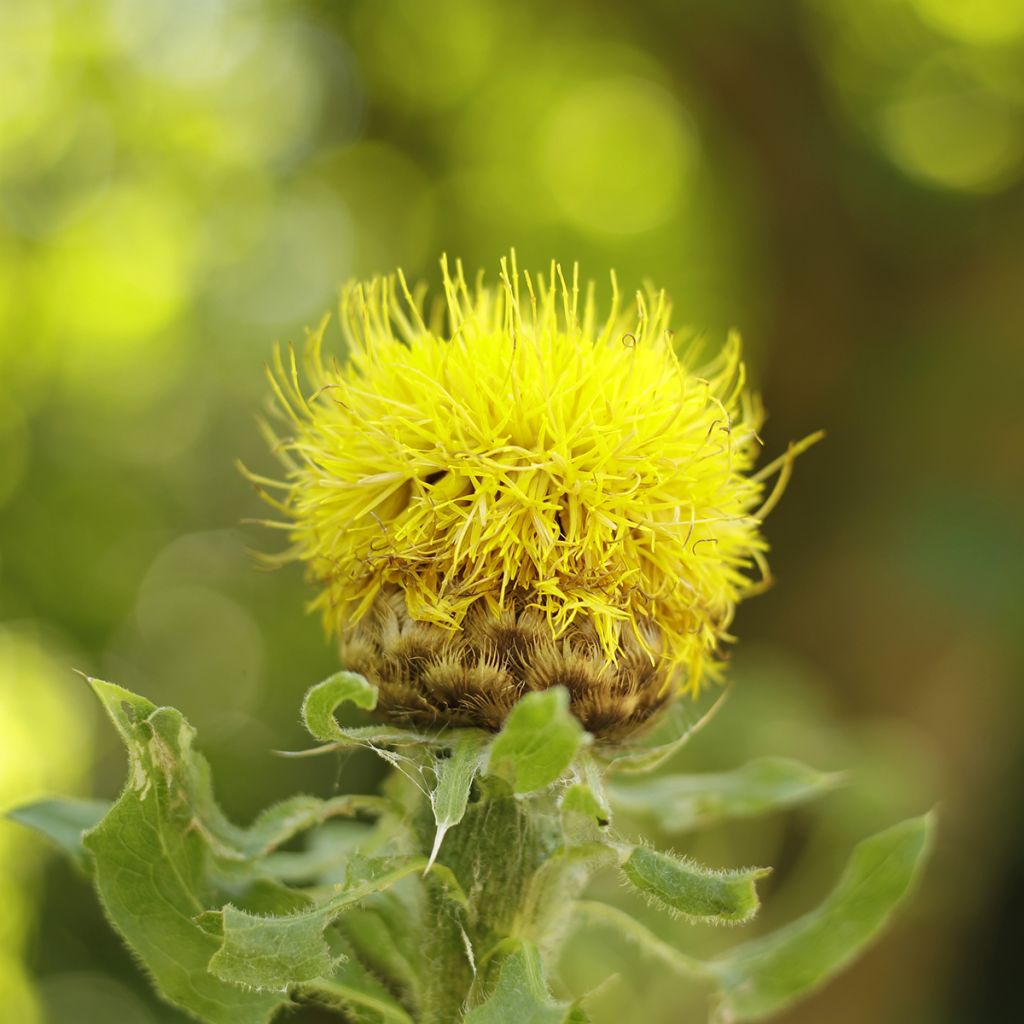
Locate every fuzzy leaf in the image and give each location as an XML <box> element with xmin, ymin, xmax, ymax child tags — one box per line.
<box><xmin>298</xmin><ymin>671</ymin><xmax>434</xmax><ymax>750</ymax></box>
<box><xmin>209</xmin><ymin>856</ymin><xmax>430</xmax><ymax>990</ymax></box>
<box><xmin>428</xmin><ymin>730</ymin><xmax>490</xmax><ymax>866</ymax></box>
<box><xmin>571</xmin><ymin>900</ymin><xmax>711</xmax><ymax>978</ymax></box>
<box><xmin>622</xmin><ymin>846</ymin><xmax>769</xmax><ymax>924</ymax></box>
<box><xmin>562</xmin><ymin>753</ymin><xmax>612</xmax><ymax>827</ymax></box>
<box><xmin>336</xmin><ymin>896</ymin><xmax>424</xmax><ymax>1012</ymax></box>
<box><xmin>486</xmin><ymin>687</ymin><xmax>588</xmax><ymax>794</ymax></box>
<box><xmin>521</xmin><ymin>843</ymin><xmax>619</xmax><ymax>939</ymax></box>
<box><xmin>302</xmin><ymin>670</ymin><xmax>378</xmax><ymax>735</ymax></box>
<box><xmin>466</xmin><ymin>941</ymin><xmax>585</xmax><ymax>1024</ymax></box>
<box><xmin>609</xmin><ymin>757</ymin><xmax>841</xmax><ymax>832</ymax></box>
<box><xmin>301</xmin><ymin>671</ymin><xmax>377</xmax><ymax>741</ymax></box>
<box><xmin>294</xmin><ymin>954</ymin><xmax>415</xmax><ymax>1023</ymax></box>
<box><xmin>709</xmin><ymin>813</ymin><xmax>935</xmax><ymax>1022</ymax></box>
<box><xmin>601</xmin><ymin>688</ymin><xmax>726</xmax><ymax>774</ymax></box>
<box><xmin>263</xmin><ymin>821</ymin><xmax>372</xmax><ymax>886</ymax></box>
<box><xmin>7</xmin><ymin>797</ymin><xmax>111</xmax><ymax>872</ymax></box>
<box><xmin>82</xmin><ymin>679</ymin><xmax>288</xmax><ymax>1024</ymax></box>
<box><xmin>240</xmin><ymin>794</ymin><xmax>388</xmax><ymax>857</ymax></box>
<box><xmin>77</xmin><ymin>678</ymin><xmax>402</xmax><ymax>1023</ymax></box>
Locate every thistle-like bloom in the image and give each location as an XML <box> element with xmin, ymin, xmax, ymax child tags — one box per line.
<box><xmin>253</xmin><ymin>256</ymin><xmax>813</xmax><ymax>738</ymax></box>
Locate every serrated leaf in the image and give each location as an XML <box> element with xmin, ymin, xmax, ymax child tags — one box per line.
<box><xmin>83</xmin><ymin>678</ymin><xmax>287</xmax><ymax>1024</ymax></box>
<box><xmin>214</xmin><ymin>906</ymin><xmax>338</xmax><ymax>988</ymax></box>
<box><xmin>466</xmin><ymin>941</ymin><xmax>583</xmax><ymax>1024</ymax></box>
<box><xmin>708</xmin><ymin>813</ymin><xmax>935</xmax><ymax>1022</ymax></box>
<box><xmin>601</xmin><ymin>688</ymin><xmax>727</xmax><ymax>774</ymax></box>
<box><xmin>81</xmin><ymin>678</ymin><xmax>401</xmax><ymax>1023</ymax></box>
<box><xmin>622</xmin><ymin>846</ymin><xmax>769</xmax><ymax>924</ymax></box>
<box><xmin>7</xmin><ymin>797</ymin><xmax>111</xmax><ymax>872</ymax></box>
<box><xmin>609</xmin><ymin>757</ymin><xmax>841</xmax><ymax>832</ymax></box>
<box><xmin>486</xmin><ymin>688</ymin><xmax>589</xmax><ymax>794</ymax></box>
<box><xmin>208</xmin><ymin>856</ymin><xmax>429</xmax><ymax>990</ymax></box>
<box><xmin>428</xmin><ymin>730</ymin><xmax>490</xmax><ymax>867</ymax></box>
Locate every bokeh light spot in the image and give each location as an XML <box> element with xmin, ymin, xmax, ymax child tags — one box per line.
<box><xmin>351</xmin><ymin>0</ymin><xmax>497</xmax><ymax>111</ymax></box>
<box><xmin>40</xmin><ymin>973</ymin><xmax>159</xmax><ymax>1024</ymax></box>
<box><xmin>210</xmin><ymin>183</ymin><xmax>353</xmax><ymax>329</ymax></box>
<box><xmin>879</xmin><ymin>66</ymin><xmax>1024</xmax><ymax>192</ymax></box>
<box><xmin>108</xmin><ymin>0</ymin><xmax>240</xmax><ymax>86</ymax></box>
<box><xmin>911</xmin><ymin>0</ymin><xmax>1024</xmax><ymax>45</ymax></box>
<box><xmin>0</xmin><ymin>396</ymin><xmax>29</xmax><ymax>508</ymax></box>
<box><xmin>538</xmin><ymin>77</ymin><xmax>698</xmax><ymax>236</ymax></box>
<box><xmin>0</xmin><ymin>1</ymin><xmax>57</xmax><ymax>152</ymax></box>
<box><xmin>116</xmin><ymin>582</ymin><xmax>264</xmax><ymax>726</ymax></box>
<box><xmin>40</xmin><ymin>184</ymin><xmax>195</xmax><ymax>345</ymax></box>
<box><xmin>0</xmin><ymin>629</ymin><xmax>93</xmax><ymax>1024</ymax></box>
<box><xmin>310</xmin><ymin>142</ymin><xmax>435</xmax><ymax>276</ymax></box>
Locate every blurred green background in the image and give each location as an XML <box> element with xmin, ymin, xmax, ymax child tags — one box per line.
<box><xmin>1</xmin><ymin>0</ymin><xmax>1021</xmax><ymax>1021</ymax></box>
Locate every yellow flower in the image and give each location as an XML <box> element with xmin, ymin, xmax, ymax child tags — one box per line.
<box><xmin>250</xmin><ymin>255</ymin><xmax>818</xmax><ymax>737</ymax></box>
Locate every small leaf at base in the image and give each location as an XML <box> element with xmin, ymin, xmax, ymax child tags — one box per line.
<box><xmin>209</xmin><ymin>856</ymin><xmax>431</xmax><ymax>991</ymax></box>
<box><xmin>486</xmin><ymin>688</ymin><xmax>589</xmax><ymax>794</ymax></box>
<box><xmin>622</xmin><ymin>846</ymin><xmax>769</xmax><ymax>924</ymax></box>
<box><xmin>465</xmin><ymin>941</ymin><xmax>584</xmax><ymax>1024</ymax></box>
<box><xmin>428</xmin><ymin>730</ymin><xmax>490</xmax><ymax>867</ymax></box>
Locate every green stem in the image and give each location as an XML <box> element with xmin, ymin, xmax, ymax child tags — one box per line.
<box><xmin>414</xmin><ymin>778</ymin><xmax>567</xmax><ymax>1022</ymax></box>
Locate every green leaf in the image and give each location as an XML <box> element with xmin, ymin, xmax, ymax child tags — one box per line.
<box><xmin>82</xmin><ymin>678</ymin><xmax>288</xmax><ymax>1024</ymax></box>
<box><xmin>208</xmin><ymin>856</ymin><xmax>429</xmax><ymax>990</ymax></box>
<box><xmin>80</xmin><ymin>678</ymin><xmax>400</xmax><ymax>1023</ymax></box>
<box><xmin>302</xmin><ymin>671</ymin><xmax>378</xmax><ymax>738</ymax></box>
<box><xmin>486</xmin><ymin>687</ymin><xmax>589</xmax><ymax>794</ymax></box>
<box><xmin>520</xmin><ymin>842</ymin><xmax>618</xmax><ymax>940</ymax></box>
<box><xmin>6</xmin><ymin>797</ymin><xmax>111</xmax><ymax>872</ymax></box>
<box><xmin>428</xmin><ymin>730</ymin><xmax>490</xmax><ymax>867</ymax></box>
<box><xmin>211</xmin><ymin>906</ymin><xmax>339</xmax><ymax>989</ymax></box>
<box><xmin>601</xmin><ymin>688</ymin><xmax>727</xmax><ymax>774</ymax></box>
<box><xmin>570</xmin><ymin>900</ymin><xmax>711</xmax><ymax>979</ymax></box>
<box><xmin>609</xmin><ymin>757</ymin><xmax>841</xmax><ymax>832</ymax></box>
<box><xmin>622</xmin><ymin>846</ymin><xmax>769</xmax><ymax>924</ymax></box>
<box><xmin>708</xmin><ymin>812</ymin><xmax>935</xmax><ymax>1022</ymax></box>
<box><xmin>262</xmin><ymin>821</ymin><xmax>372</xmax><ymax>886</ymax></box>
<box><xmin>298</xmin><ymin>671</ymin><xmax>435</xmax><ymax>751</ymax></box>
<box><xmin>466</xmin><ymin>941</ymin><xmax>584</xmax><ymax>1024</ymax></box>
<box><xmin>335</xmin><ymin>895</ymin><xmax>424</xmax><ymax>1013</ymax></box>
<box><xmin>294</xmin><ymin>952</ymin><xmax>415</xmax><ymax>1023</ymax></box>
<box><xmin>234</xmin><ymin>793</ymin><xmax>392</xmax><ymax>859</ymax></box>
<box><xmin>561</xmin><ymin>753</ymin><xmax>612</xmax><ymax>827</ymax></box>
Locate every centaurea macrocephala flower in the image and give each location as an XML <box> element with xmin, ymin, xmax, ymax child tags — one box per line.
<box><xmin>249</xmin><ymin>255</ymin><xmax>819</xmax><ymax>738</ymax></box>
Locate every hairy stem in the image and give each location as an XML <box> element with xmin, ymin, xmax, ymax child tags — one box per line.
<box><xmin>414</xmin><ymin>777</ymin><xmax>567</xmax><ymax>1021</ymax></box>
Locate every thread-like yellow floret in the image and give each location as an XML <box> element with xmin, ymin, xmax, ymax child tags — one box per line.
<box><xmin>249</xmin><ymin>255</ymin><xmax>818</xmax><ymax>695</ymax></box>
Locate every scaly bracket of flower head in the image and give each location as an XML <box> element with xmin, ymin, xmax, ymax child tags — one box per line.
<box><xmin>245</xmin><ymin>254</ymin><xmax>822</xmax><ymax>737</ymax></box>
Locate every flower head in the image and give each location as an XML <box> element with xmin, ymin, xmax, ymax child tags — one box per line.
<box><xmin>253</xmin><ymin>256</ymin><xmax>815</xmax><ymax>737</ymax></box>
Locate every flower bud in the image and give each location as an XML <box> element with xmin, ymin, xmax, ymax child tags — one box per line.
<box><xmin>251</xmin><ymin>255</ymin><xmax>813</xmax><ymax>737</ymax></box>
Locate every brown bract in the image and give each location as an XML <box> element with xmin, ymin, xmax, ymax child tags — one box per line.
<box><xmin>340</xmin><ymin>586</ymin><xmax>673</xmax><ymax>741</ymax></box>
